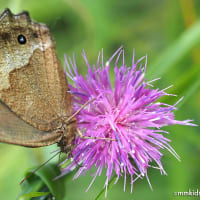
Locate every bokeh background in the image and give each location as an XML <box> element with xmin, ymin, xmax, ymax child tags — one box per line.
<box><xmin>0</xmin><ymin>0</ymin><xmax>200</xmax><ymax>199</ymax></box>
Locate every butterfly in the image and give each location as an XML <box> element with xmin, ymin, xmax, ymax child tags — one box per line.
<box><xmin>0</xmin><ymin>8</ymin><xmax>77</xmax><ymax>153</ymax></box>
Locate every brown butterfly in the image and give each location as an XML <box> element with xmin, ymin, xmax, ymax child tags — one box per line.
<box><xmin>0</xmin><ymin>8</ymin><xmax>77</xmax><ymax>153</ymax></box>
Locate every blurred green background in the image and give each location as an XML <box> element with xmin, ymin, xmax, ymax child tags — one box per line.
<box><xmin>0</xmin><ymin>0</ymin><xmax>200</xmax><ymax>199</ymax></box>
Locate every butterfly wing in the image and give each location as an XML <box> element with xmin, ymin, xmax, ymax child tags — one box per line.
<box><xmin>0</xmin><ymin>100</ymin><xmax>62</xmax><ymax>147</ymax></box>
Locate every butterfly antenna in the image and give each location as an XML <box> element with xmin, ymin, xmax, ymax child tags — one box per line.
<box><xmin>65</xmin><ymin>97</ymin><xmax>96</xmax><ymax>123</ymax></box>
<box><xmin>20</xmin><ymin>151</ymin><xmax>60</xmax><ymax>185</ymax></box>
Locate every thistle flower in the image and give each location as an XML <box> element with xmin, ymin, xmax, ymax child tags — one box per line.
<box><xmin>59</xmin><ymin>47</ymin><xmax>195</xmax><ymax>194</ymax></box>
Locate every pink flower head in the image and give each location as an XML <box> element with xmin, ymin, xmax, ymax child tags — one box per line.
<box><xmin>58</xmin><ymin>47</ymin><xmax>195</xmax><ymax>194</ymax></box>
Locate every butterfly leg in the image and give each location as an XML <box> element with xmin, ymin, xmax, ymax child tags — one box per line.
<box><xmin>77</xmin><ymin>128</ymin><xmax>116</xmax><ymax>141</ymax></box>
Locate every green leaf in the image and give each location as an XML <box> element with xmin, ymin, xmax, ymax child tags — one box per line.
<box><xmin>18</xmin><ymin>164</ymin><xmax>66</xmax><ymax>200</ymax></box>
<box><xmin>177</xmin><ymin>75</ymin><xmax>200</xmax><ymax>109</ymax></box>
<box><xmin>159</xmin><ymin>64</ymin><xmax>200</xmax><ymax>107</ymax></box>
<box><xmin>147</xmin><ymin>20</ymin><xmax>200</xmax><ymax>79</ymax></box>
<box><xmin>18</xmin><ymin>192</ymin><xmax>50</xmax><ymax>200</ymax></box>
<box><xmin>95</xmin><ymin>175</ymin><xmax>117</xmax><ymax>200</ymax></box>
